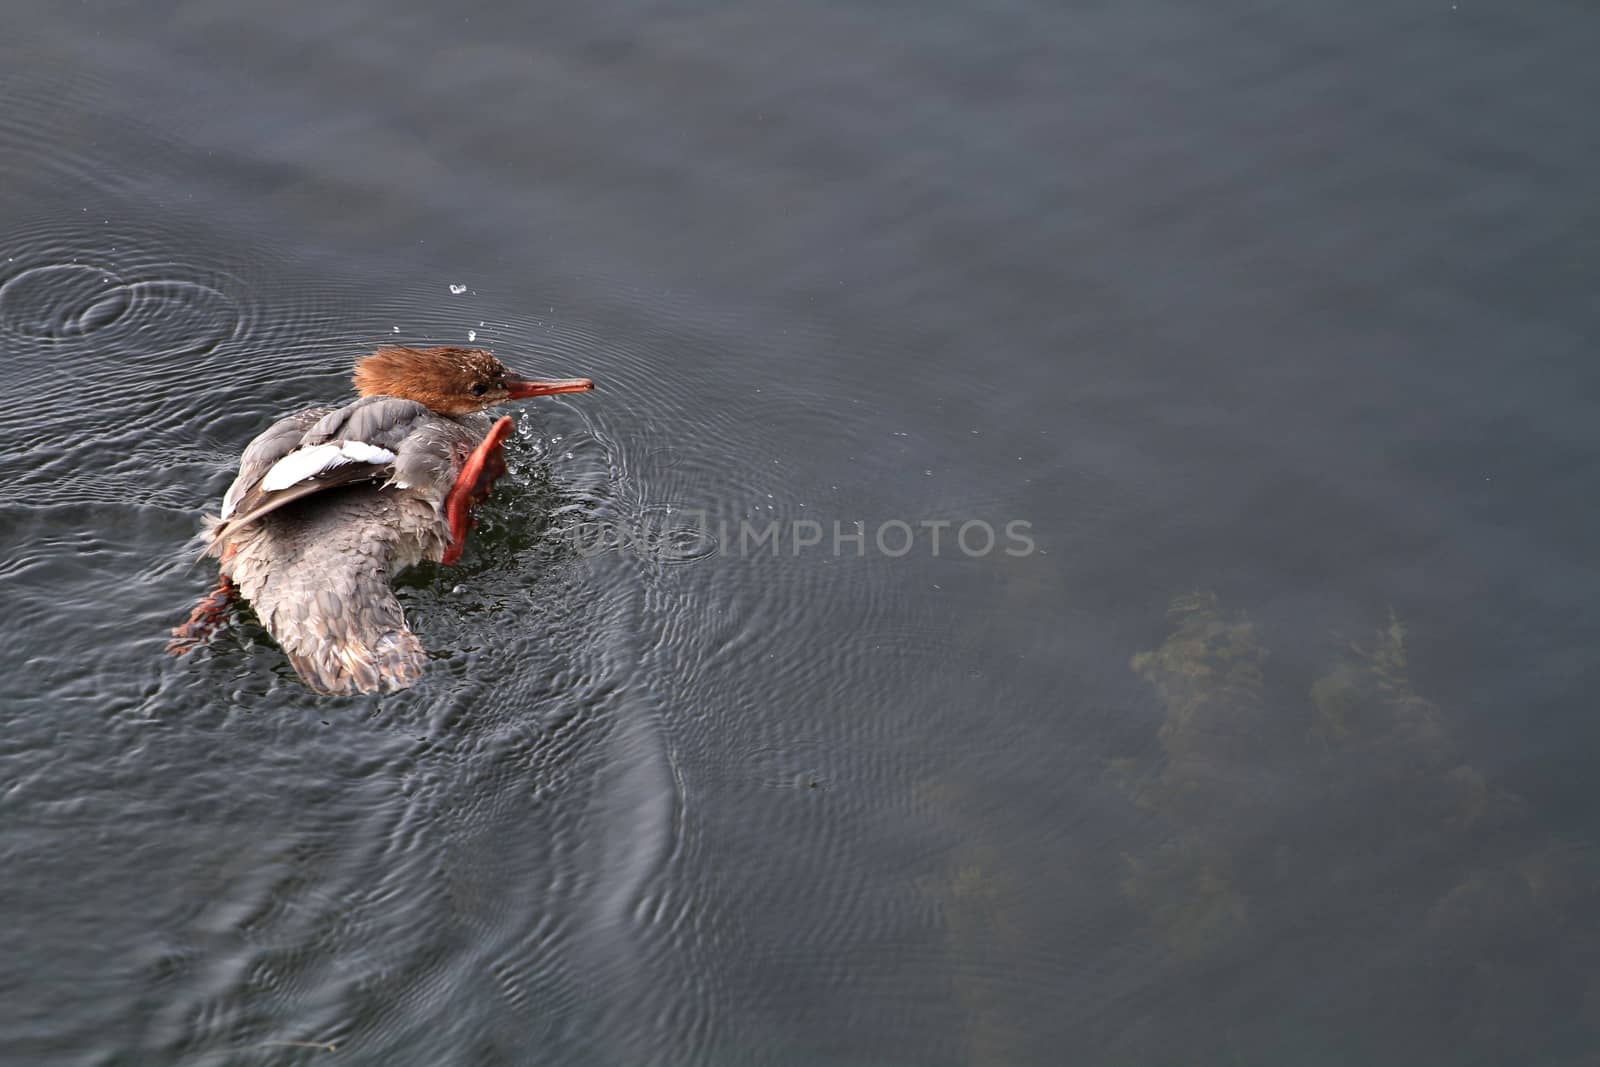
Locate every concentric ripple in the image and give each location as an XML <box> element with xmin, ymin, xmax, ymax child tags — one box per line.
<box><xmin>0</xmin><ymin>259</ymin><xmax>246</xmax><ymax>358</ymax></box>
<box><xmin>0</xmin><ymin>263</ymin><xmax>121</xmax><ymax>338</ymax></box>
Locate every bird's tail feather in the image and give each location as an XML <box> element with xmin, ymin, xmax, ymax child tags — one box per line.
<box><xmin>283</xmin><ymin>628</ymin><xmax>427</xmax><ymax>695</ymax></box>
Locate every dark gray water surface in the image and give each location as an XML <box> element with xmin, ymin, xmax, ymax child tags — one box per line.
<box><xmin>3</xmin><ymin>2</ymin><xmax>1598</xmax><ymax>1064</ymax></box>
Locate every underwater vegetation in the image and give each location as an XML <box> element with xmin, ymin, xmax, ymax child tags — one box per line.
<box><xmin>1111</xmin><ymin>592</ymin><xmax>1600</xmax><ymax>1064</ymax></box>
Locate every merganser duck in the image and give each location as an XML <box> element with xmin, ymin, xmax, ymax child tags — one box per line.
<box><xmin>170</xmin><ymin>345</ymin><xmax>593</xmax><ymax>694</ymax></box>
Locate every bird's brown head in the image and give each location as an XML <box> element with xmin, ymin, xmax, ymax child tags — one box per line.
<box><xmin>352</xmin><ymin>346</ymin><xmax>593</xmax><ymax>416</ymax></box>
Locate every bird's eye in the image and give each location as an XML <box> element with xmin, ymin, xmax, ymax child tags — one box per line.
<box><xmin>470</xmin><ymin>382</ymin><xmax>488</xmax><ymax>397</ymax></box>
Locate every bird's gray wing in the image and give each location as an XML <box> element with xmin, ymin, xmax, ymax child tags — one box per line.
<box><xmin>205</xmin><ymin>396</ymin><xmax>456</xmax><ymax>550</ymax></box>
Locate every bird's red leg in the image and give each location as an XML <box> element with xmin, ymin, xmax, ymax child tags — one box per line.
<box><xmin>167</xmin><ymin>568</ymin><xmax>238</xmax><ymax>655</ymax></box>
<box><xmin>442</xmin><ymin>416</ymin><xmax>513</xmax><ymax>565</ymax></box>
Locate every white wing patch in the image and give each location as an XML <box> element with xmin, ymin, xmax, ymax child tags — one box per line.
<box><xmin>219</xmin><ymin>481</ymin><xmax>246</xmax><ymax>521</ymax></box>
<box><xmin>259</xmin><ymin>440</ymin><xmax>397</xmax><ymax>493</ymax></box>
<box><xmin>337</xmin><ymin>440</ymin><xmax>398</xmax><ymax>465</ymax></box>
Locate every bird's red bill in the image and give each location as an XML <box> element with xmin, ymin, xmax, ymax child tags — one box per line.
<box><xmin>504</xmin><ymin>375</ymin><xmax>593</xmax><ymax>399</ymax></box>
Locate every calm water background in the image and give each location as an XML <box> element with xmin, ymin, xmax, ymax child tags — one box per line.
<box><xmin>2</xmin><ymin>2</ymin><xmax>1598</xmax><ymax>1064</ymax></box>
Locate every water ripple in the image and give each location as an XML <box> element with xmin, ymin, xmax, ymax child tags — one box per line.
<box><xmin>0</xmin><ymin>258</ymin><xmax>249</xmax><ymax>356</ymax></box>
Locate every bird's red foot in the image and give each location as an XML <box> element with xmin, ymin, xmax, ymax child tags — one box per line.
<box><xmin>167</xmin><ymin>575</ymin><xmax>238</xmax><ymax>655</ymax></box>
<box><xmin>442</xmin><ymin>415</ymin><xmax>513</xmax><ymax>565</ymax></box>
